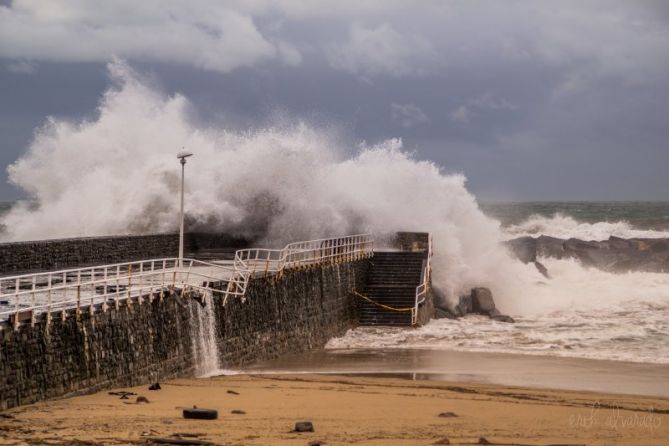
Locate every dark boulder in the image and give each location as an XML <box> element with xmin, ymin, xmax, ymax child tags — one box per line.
<box><xmin>294</xmin><ymin>421</ymin><xmax>315</xmax><ymax>432</ymax></box>
<box><xmin>536</xmin><ymin>235</ymin><xmax>566</xmax><ymax>258</ymax></box>
<box><xmin>471</xmin><ymin>288</ymin><xmax>495</xmax><ymax>314</ymax></box>
<box><xmin>505</xmin><ymin>236</ymin><xmax>537</xmax><ymax>263</ymax></box>
<box><xmin>454</xmin><ymin>293</ymin><xmax>472</xmax><ymax>316</ymax></box>
<box><xmin>489</xmin><ymin>308</ymin><xmax>515</xmax><ymax>323</ymax></box>
<box><xmin>435</xmin><ymin>306</ymin><xmax>457</xmax><ymax>319</ymax></box>
<box><xmin>434</xmin><ymin>288</ymin><xmax>514</xmax><ymax>323</ymax></box>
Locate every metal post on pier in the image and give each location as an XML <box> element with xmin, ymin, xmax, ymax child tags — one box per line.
<box><xmin>177</xmin><ymin>149</ymin><xmax>193</xmax><ymax>268</ymax></box>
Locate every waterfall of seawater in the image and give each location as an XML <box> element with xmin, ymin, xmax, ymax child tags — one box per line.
<box><xmin>189</xmin><ymin>290</ymin><xmax>221</xmax><ymax>377</ymax></box>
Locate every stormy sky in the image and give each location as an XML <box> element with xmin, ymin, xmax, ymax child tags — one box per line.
<box><xmin>1</xmin><ymin>0</ymin><xmax>668</xmax><ymax>201</ymax></box>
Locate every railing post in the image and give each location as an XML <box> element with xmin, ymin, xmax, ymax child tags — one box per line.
<box><xmin>138</xmin><ymin>262</ymin><xmax>144</xmax><ymax>304</ymax></box>
<box><xmin>31</xmin><ymin>276</ymin><xmax>36</xmax><ymax>327</ymax></box>
<box><xmin>149</xmin><ymin>260</ymin><xmax>155</xmax><ymax>302</ymax></box>
<box><xmin>127</xmin><ymin>264</ymin><xmax>133</xmax><ymax>303</ymax></box>
<box><xmin>89</xmin><ymin>268</ymin><xmax>95</xmax><ymax>315</ymax></box>
<box><xmin>102</xmin><ymin>267</ymin><xmax>108</xmax><ymax>312</ymax></box>
<box><xmin>13</xmin><ymin>278</ymin><xmax>19</xmax><ymax>331</ymax></box>
<box><xmin>161</xmin><ymin>260</ymin><xmax>166</xmax><ymax>301</ymax></box>
<box><xmin>115</xmin><ymin>265</ymin><xmax>121</xmax><ymax>309</ymax></box>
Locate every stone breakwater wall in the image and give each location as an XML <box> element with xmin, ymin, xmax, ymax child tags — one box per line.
<box><xmin>506</xmin><ymin>235</ymin><xmax>669</xmax><ymax>273</ymax></box>
<box><xmin>0</xmin><ymin>232</ymin><xmax>249</xmax><ymax>275</ymax></box>
<box><xmin>212</xmin><ymin>261</ymin><xmax>369</xmax><ymax>366</ymax></box>
<box><xmin>0</xmin><ymin>294</ymin><xmax>196</xmax><ymax>410</ymax></box>
<box><xmin>0</xmin><ymin>260</ymin><xmax>369</xmax><ymax>410</ymax></box>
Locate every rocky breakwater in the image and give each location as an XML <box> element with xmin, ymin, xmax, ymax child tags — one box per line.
<box><xmin>506</xmin><ymin>235</ymin><xmax>669</xmax><ymax>274</ymax></box>
<box><xmin>434</xmin><ymin>287</ymin><xmax>515</xmax><ymax>323</ymax></box>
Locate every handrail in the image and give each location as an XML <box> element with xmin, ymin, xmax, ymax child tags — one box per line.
<box><xmin>0</xmin><ymin>257</ymin><xmax>235</xmax><ymax>328</ymax></box>
<box><xmin>412</xmin><ymin>234</ymin><xmax>433</xmax><ymax>326</ymax></box>
<box><xmin>0</xmin><ymin>234</ymin><xmax>374</xmax><ymax>328</ymax></box>
<box><xmin>224</xmin><ymin>234</ymin><xmax>374</xmax><ymax>302</ymax></box>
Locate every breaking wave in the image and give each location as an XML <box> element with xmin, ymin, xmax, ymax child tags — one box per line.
<box><xmin>502</xmin><ymin>213</ymin><xmax>669</xmax><ymax>241</ymax></box>
<box><xmin>1</xmin><ymin>60</ymin><xmax>531</xmax><ymax>307</ymax></box>
<box><xmin>3</xmin><ymin>60</ymin><xmax>669</xmax><ymax>364</ymax></box>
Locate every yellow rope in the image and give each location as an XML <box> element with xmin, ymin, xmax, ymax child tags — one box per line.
<box><xmin>352</xmin><ymin>290</ymin><xmax>413</xmax><ymax>313</ymax></box>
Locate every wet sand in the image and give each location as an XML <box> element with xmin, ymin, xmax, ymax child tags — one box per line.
<box><xmin>246</xmin><ymin>348</ymin><xmax>669</xmax><ymax>398</ymax></box>
<box><xmin>1</xmin><ymin>373</ymin><xmax>667</xmax><ymax>446</ymax></box>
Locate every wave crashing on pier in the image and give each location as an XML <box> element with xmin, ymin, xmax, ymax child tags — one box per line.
<box><xmin>2</xmin><ymin>61</ymin><xmax>668</xmax><ymax>364</ymax></box>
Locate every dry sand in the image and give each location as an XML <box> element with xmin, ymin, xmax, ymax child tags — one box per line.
<box><xmin>0</xmin><ymin>374</ymin><xmax>667</xmax><ymax>446</ymax></box>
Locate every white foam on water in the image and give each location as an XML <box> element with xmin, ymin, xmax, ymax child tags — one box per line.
<box><xmin>503</xmin><ymin>213</ymin><xmax>669</xmax><ymax>241</ymax></box>
<box><xmin>329</xmin><ymin>258</ymin><xmax>669</xmax><ymax>364</ymax></box>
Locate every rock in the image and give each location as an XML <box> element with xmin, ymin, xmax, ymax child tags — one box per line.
<box><xmin>149</xmin><ymin>382</ymin><xmax>162</xmax><ymax>391</ymax></box>
<box><xmin>136</xmin><ymin>396</ymin><xmax>150</xmax><ymax>404</ymax></box>
<box><xmin>227</xmin><ymin>389</ymin><xmax>240</xmax><ymax>395</ymax></box>
<box><xmin>478</xmin><ymin>437</ymin><xmax>491</xmax><ymax>445</ymax></box>
<box><xmin>533</xmin><ymin>260</ymin><xmax>549</xmax><ymax>278</ymax></box>
<box><xmin>536</xmin><ymin>235</ymin><xmax>566</xmax><ymax>259</ymax></box>
<box><xmin>471</xmin><ymin>288</ymin><xmax>495</xmax><ymax>314</ymax></box>
<box><xmin>432</xmin><ymin>285</ymin><xmax>450</xmax><ymax>309</ymax></box>
<box><xmin>437</xmin><ymin>411</ymin><xmax>458</xmax><ymax>418</ymax></box>
<box><xmin>433</xmin><ymin>438</ymin><xmax>450</xmax><ymax>445</ymax></box>
<box><xmin>308</xmin><ymin>442</ymin><xmax>324</xmax><ymax>446</ymax></box>
<box><xmin>435</xmin><ymin>306</ymin><xmax>457</xmax><ymax>319</ymax></box>
<box><xmin>491</xmin><ymin>313</ymin><xmax>515</xmax><ymax>323</ymax></box>
<box><xmin>294</xmin><ymin>421</ymin><xmax>315</xmax><ymax>432</ymax></box>
<box><xmin>505</xmin><ymin>236</ymin><xmax>537</xmax><ymax>263</ymax></box>
<box><xmin>230</xmin><ymin>409</ymin><xmax>246</xmax><ymax>415</ymax></box>
<box><xmin>454</xmin><ymin>293</ymin><xmax>472</xmax><ymax>316</ymax></box>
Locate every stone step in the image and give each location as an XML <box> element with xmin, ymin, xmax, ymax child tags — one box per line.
<box><xmin>360</xmin><ymin>251</ymin><xmax>424</xmax><ymax>327</ymax></box>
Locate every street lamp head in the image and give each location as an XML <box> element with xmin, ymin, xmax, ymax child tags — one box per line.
<box><xmin>177</xmin><ymin>150</ymin><xmax>193</xmax><ymax>160</ymax></box>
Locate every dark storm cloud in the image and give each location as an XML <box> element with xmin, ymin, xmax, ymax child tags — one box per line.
<box><xmin>1</xmin><ymin>0</ymin><xmax>668</xmax><ymax>200</ymax></box>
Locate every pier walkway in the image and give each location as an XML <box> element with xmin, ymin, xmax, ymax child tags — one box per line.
<box><xmin>0</xmin><ymin>234</ymin><xmax>374</xmax><ymax>329</ymax></box>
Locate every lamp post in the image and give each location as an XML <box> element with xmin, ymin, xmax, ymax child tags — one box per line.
<box><xmin>177</xmin><ymin>150</ymin><xmax>193</xmax><ymax>267</ymax></box>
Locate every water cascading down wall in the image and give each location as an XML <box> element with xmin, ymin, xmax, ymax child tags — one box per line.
<box><xmin>0</xmin><ymin>259</ymin><xmax>369</xmax><ymax>410</ymax></box>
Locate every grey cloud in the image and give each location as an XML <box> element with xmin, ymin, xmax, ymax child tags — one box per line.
<box><xmin>391</xmin><ymin>103</ymin><xmax>429</xmax><ymax>128</ymax></box>
<box><xmin>6</xmin><ymin>60</ymin><xmax>36</xmax><ymax>74</ymax></box>
<box><xmin>326</xmin><ymin>23</ymin><xmax>436</xmax><ymax>78</ymax></box>
<box><xmin>0</xmin><ymin>1</ymin><xmax>297</xmax><ymax>72</ymax></box>
<box><xmin>1</xmin><ymin>1</ymin><xmax>669</xmax><ymax>201</ymax></box>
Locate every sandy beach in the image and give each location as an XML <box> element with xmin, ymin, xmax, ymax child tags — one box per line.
<box><xmin>0</xmin><ymin>373</ymin><xmax>667</xmax><ymax>446</ymax></box>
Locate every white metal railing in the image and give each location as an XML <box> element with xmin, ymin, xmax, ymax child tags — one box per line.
<box><xmin>0</xmin><ymin>234</ymin><xmax>374</xmax><ymax>329</ymax></box>
<box><xmin>224</xmin><ymin>234</ymin><xmax>374</xmax><ymax>302</ymax></box>
<box><xmin>0</xmin><ymin>257</ymin><xmax>235</xmax><ymax>330</ymax></box>
<box><xmin>412</xmin><ymin>234</ymin><xmax>433</xmax><ymax>325</ymax></box>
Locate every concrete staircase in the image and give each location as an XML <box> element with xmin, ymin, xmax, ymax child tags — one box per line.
<box><xmin>359</xmin><ymin>251</ymin><xmax>426</xmax><ymax>326</ymax></box>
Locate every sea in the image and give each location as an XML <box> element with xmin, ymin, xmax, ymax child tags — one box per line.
<box><xmin>324</xmin><ymin>201</ymin><xmax>669</xmax><ymax>367</ymax></box>
<box><xmin>2</xmin><ymin>200</ymin><xmax>669</xmax><ymax>370</ymax></box>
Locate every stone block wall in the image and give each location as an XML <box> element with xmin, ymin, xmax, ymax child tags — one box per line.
<box><xmin>213</xmin><ymin>260</ymin><xmax>368</xmax><ymax>366</ymax></box>
<box><xmin>0</xmin><ymin>259</ymin><xmax>370</xmax><ymax>410</ymax></box>
<box><xmin>0</xmin><ymin>232</ymin><xmax>250</xmax><ymax>275</ymax></box>
<box><xmin>0</xmin><ymin>294</ymin><xmax>195</xmax><ymax>410</ymax></box>
<box><xmin>394</xmin><ymin>232</ymin><xmax>430</xmax><ymax>252</ymax></box>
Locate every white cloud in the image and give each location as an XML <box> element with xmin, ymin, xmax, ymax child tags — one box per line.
<box><xmin>391</xmin><ymin>103</ymin><xmax>429</xmax><ymax>127</ymax></box>
<box><xmin>468</xmin><ymin>93</ymin><xmax>517</xmax><ymax>110</ymax></box>
<box><xmin>451</xmin><ymin>93</ymin><xmax>517</xmax><ymax>124</ymax></box>
<box><xmin>450</xmin><ymin>106</ymin><xmax>471</xmax><ymax>124</ymax></box>
<box><xmin>0</xmin><ymin>0</ymin><xmax>300</xmax><ymax>73</ymax></box>
<box><xmin>327</xmin><ymin>23</ymin><xmax>436</xmax><ymax>78</ymax></box>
